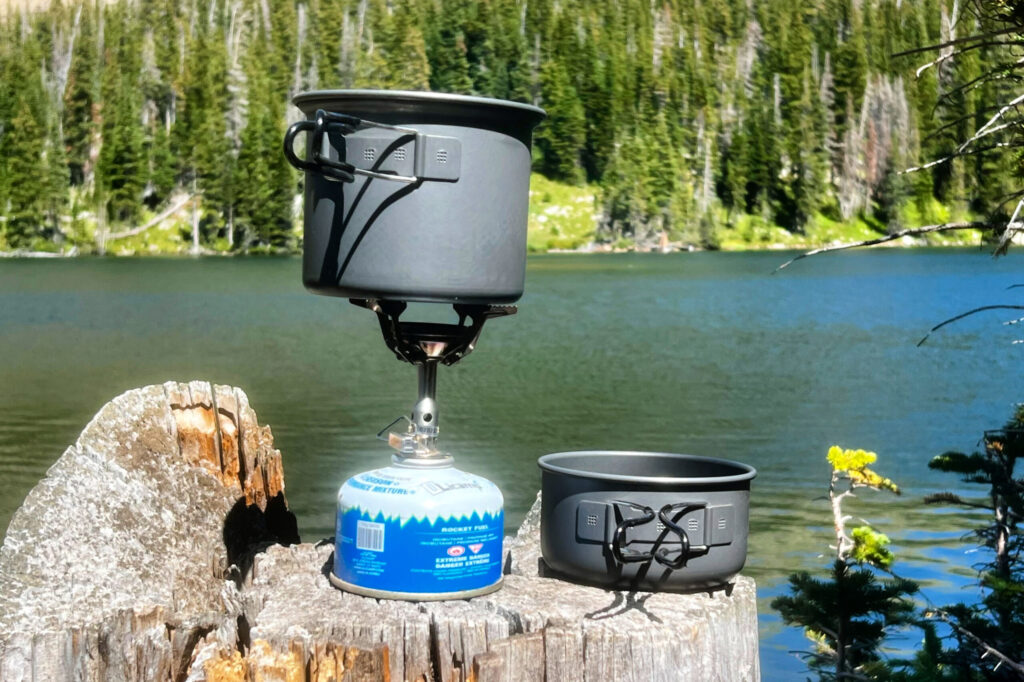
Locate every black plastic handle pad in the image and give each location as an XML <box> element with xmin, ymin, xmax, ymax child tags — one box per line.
<box><xmin>610</xmin><ymin>502</ymin><xmax>657</xmax><ymax>564</ymax></box>
<box><xmin>654</xmin><ymin>503</ymin><xmax>703</xmax><ymax>569</ymax></box>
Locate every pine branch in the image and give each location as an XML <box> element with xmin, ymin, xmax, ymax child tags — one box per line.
<box><xmin>924</xmin><ymin>492</ymin><xmax>994</xmax><ymax>509</ymax></box>
<box><xmin>902</xmin><ymin>141</ymin><xmax>1015</xmax><ymax>174</ymax></box>
<box><xmin>917</xmin><ymin>305</ymin><xmax>1024</xmax><ymax>346</ymax></box>
<box><xmin>926</xmin><ymin>608</ymin><xmax>1024</xmax><ymax>675</ymax></box>
<box><xmin>995</xmin><ymin>188</ymin><xmax>1024</xmax><ymax>214</ymax></box>
<box><xmin>891</xmin><ymin>25</ymin><xmax>1024</xmax><ymax>59</ymax></box>
<box><xmin>772</xmin><ymin>223</ymin><xmax>989</xmax><ymax>273</ymax></box>
<box><xmin>914</xmin><ymin>40</ymin><xmax>1024</xmax><ymax>78</ymax></box>
<box><xmin>994</xmin><ymin>197</ymin><xmax>1024</xmax><ymax>256</ymax></box>
<box><xmin>927</xmin><ymin>68</ymin><xmax>1024</xmax><ymax>120</ymax></box>
<box><xmin>962</xmin><ymin>92</ymin><xmax>1024</xmax><ymax>155</ymax></box>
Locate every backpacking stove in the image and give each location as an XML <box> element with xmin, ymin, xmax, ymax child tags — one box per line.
<box><xmin>284</xmin><ymin>90</ymin><xmax>544</xmax><ymax>600</ymax></box>
<box><xmin>327</xmin><ymin>300</ymin><xmax>515</xmax><ymax>600</ymax></box>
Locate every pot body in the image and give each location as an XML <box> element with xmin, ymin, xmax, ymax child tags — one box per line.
<box><xmin>332</xmin><ymin>456</ymin><xmax>504</xmax><ymax>601</ymax></box>
<box><xmin>290</xmin><ymin>90</ymin><xmax>545</xmax><ymax>304</ymax></box>
<box><xmin>538</xmin><ymin>451</ymin><xmax>756</xmax><ymax>591</ymax></box>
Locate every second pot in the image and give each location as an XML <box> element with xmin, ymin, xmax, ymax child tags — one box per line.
<box><xmin>538</xmin><ymin>451</ymin><xmax>756</xmax><ymax>591</ymax></box>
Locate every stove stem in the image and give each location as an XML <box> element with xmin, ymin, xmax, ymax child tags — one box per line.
<box><xmin>412</xmin><ymin>361</ymin><xmax>439</xmax><ymax>445</ymax></box>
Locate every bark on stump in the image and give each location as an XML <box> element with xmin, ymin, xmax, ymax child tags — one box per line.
<box><xmin>0</xmin><ymin>383</ymin><xmax>759</xmax><ymax>681</ymax></box>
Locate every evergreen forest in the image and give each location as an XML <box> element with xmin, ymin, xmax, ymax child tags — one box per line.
<box><xmin>0</xmin><ymin>0</ymin><xmax>1017</xmax><ymax>253</ymax></box>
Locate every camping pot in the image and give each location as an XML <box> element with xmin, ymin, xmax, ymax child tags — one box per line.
<box><xmin>284</xmin><ymin>90</ymin><xmax>546</xmax><ymax>304</ymax></box>
<box><xmin>538</xmin><ymin>451</ymin><xmax>756</xmax><ymax>591</ymax></box>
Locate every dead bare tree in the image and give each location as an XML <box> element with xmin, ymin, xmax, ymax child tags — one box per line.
<box><xmin>782</xmin><ymin>0</ymin><xmax>1024</xmax><ymax>269</ymax></box>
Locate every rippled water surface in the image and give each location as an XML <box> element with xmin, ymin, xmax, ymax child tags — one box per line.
<box><xmin>1</xmin><ymin>250</ymin><xmax>1021</xmax><ymax>676</ymax></box>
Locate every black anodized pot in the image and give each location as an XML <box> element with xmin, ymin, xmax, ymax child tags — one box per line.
<box><xmin>538</xmin><ymin>451</ymin><xmax>756</xmax><ymax>591</ymax></box>
<box><xmin>284</xmin><ymin>90</ymin><xmax>545</xmax><ymax>304</ymax></box>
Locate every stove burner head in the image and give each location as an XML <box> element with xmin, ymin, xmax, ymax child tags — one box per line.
<box><xmin>352</xmin><ymin>298</ymin><xmax>517</xmax><ymax>459</ymax></box>
<box><xmin>350</xmin><ymin>299</ymin><xmax>516</xmax><ymax>366</ymax></box>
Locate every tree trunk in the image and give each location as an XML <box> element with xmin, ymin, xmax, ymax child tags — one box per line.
<box><xmin>191</xmin><ymin>178</ymin><xmax>200</xmax><ymax>254</ymax></box>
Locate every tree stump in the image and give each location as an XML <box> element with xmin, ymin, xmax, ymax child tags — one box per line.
<box><xmin>0</xmin><ymin>383</ymin><xmax>759</xmax><ymax>681</ymax></box>
<box><xmin>0</xmin><ymin>381</ymin><xmax>297</xmax><ymax>681</ymax></box>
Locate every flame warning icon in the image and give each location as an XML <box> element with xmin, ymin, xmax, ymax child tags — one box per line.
<box><xmin>469</xmin><ymin>543</ymin><xmax>484</xmax><ymax>554</ymax></box>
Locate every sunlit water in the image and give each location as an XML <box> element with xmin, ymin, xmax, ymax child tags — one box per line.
<box><xmin>1</xmin><ymin>250</ymin><xmax>1020</xmax><ymax>677</ymax></box>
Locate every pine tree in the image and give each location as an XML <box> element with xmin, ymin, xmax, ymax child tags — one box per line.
<box><xmin>924</xmin><ymin>409</ymin><xmax>1024</xmax><ymax>678</ymax></box>
<box><xmin>63</xmin><ymin>1</ymin><xmax>100</xmax><ymax>189</ymax></box>
<box><xmin>382</xmin><ymin>0</ymin><xmax>431</xmax><ymax>91</ymax></box>
<box><xmin>833</xmin><ymin>0</ymin><xmax>868</xmax><ymax>136</ymax></box>
<box><xmin>4</xmin><ymin>26</ymin><xmax>50</xmax><ymax>248</ymax></box>
<box><xmin>599</xmin><ymin>129</ymin><xmax>648</xmax><ymax>242</ymax></box>
<box><xmin>773</xmin><ymin>447</ymin><xmax>918</xmax><ymax>680</ymax></box>
<box><xmin>235</xmin><ymin>49</ymin><xmax>293</xmax><ymax>250</ymax></box>
<box><xmin>314</xmin><ymin>0</ymin><xmax>348</xmax><ymax>87</ymax></box>
<box><xmin>0</xmin><ymin>21</ymin><xmax>13</xmax><ymax>235</ymax></box>
<box><xmin>535</xmin><ymin>59</ymin><xmax>585</xmax><ymax>184</ymax></box>
<box><xmin>95</xmin><ymin>4</ymin><xmax>145</xmax><ymax>223</ymax></box>
<box><xmin>192</xmin><ymin>26</ymin><xmax>233</xmax><ymax>236</ymax></box>
<box><xmin>425</xmin><ymin>0</ymin><xmax>473</xmax><ymax>94</ymax></box>
<box><xmin>42</xmin><ymin>105</ymin><xmax>69</xmax><ymax>241</ymax></box>
<box><xmin>792</xmin><ymin>67</ymin><xmax>829</xmax><ymax>229</ymax></box>
<box><xmin>6</xmin><ymin>96</ymin><xmax>48</xmax><ymax>248</ymax></box>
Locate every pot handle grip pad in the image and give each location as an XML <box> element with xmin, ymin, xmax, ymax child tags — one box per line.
<box><xmin>576</xmin><ymin>499</ymin><xmax>736</xmax><ymax>568</ymax></box>
<box><xmin>284</xmin><ymin>109</ymin><xmax>461</xmax><ymax>184</ymax></box>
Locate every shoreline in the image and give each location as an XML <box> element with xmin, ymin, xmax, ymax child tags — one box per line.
<box><xmin>0</xmin><ymin>239</ymin><xmax>990</xmax><ymax>260</ymax></box>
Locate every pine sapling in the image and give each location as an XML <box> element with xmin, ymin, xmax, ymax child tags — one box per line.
<box><xmin>773</xmin><ymin>446</ymin><xmax>918</xmax><ymax>681</ymax></box>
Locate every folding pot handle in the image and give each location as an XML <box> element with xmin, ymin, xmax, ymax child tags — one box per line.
<box><xmin>653</xmin><ymin>503</ymin><xmax>707</xmax><ymax>569</ymax></box>
<box><xmin>609</xmin><ymin>502</ymin><xmax>657</xmax><ymax>564</ymax></box>
<box><xmin>283</xmin><ymin>120</ymin><xmax>318</xmax><ymax>173</ymax></box>
<box><xmin>606</xmin><ymin>501</ymin><xmax>710</xmax><ymax>568</ymax></box>
<box><xmin>283</xmin><ymin>108</ymin><xmax>460</xmax><ymax>184</ymax></box>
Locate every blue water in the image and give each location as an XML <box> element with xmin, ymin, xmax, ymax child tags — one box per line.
<box><xmin>0</xmin><ymin>249</ymin><xmax>1021</xmax><ymax>677</ymax></box>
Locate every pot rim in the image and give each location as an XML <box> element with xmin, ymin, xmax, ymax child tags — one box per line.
<box><xmin>292</xmin><ymin>89</ymin><xmax>546</xmax><ymax>121</ymax></box>
<box><xmin>537</xmin><ymin>450</ymin><xmax>757</xmax><ymax>486</ymax></box>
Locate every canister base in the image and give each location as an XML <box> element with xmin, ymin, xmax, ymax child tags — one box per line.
<box><xmin>329</xmin><ymin>572</ymin><xmax>503</xmax><ymax>601</ymax></box>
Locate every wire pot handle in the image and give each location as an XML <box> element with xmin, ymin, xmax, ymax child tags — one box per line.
<box><xmin>283</xmin><ymin>109</ymin><xmax>420</xmax><ymax>183</ymax></box>
<box><xmin>609</xmin><ymin>502</ymin><xmax>657</xmax><ymax>564</ymax></box>
<box><xmin>609</xmin><ymin>501</ymin><xmax>708</xmax><ymax>568</ymax></box>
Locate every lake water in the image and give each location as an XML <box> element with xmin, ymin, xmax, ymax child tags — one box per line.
<box><xmin>1</xmin><ymin>250</ymin><xmax>1021</xmax><ymax>677</ymax></box>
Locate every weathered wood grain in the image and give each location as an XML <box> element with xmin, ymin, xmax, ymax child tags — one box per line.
<box><xmin>0</xmin><ymin>382</ymin><xmax>296</xmax><ymax>681</ymax></box>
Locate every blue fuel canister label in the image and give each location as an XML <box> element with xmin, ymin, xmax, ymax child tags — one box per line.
<box><xmin>333</xmin><ymin>463</ymin><xmax>505</xmax><ymax>596</ymax></box>
<box><xmin>335</xmin><ymin>507</ymin><xmax>503</xmax><ymax>593</ymax></box>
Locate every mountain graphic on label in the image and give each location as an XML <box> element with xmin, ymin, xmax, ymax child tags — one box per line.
<box><xmin>447</xmin><ymin>545</ymin><xmax>465</xmax><ymax>557</ymax></box>
<box><xmin>468</xmin><ymin>543</ymin><xmax>484</xmax><ymax>554</ymax></box>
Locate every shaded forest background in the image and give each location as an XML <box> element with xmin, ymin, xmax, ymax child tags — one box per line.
<box><xmin>0</xmin><ymin>0</ymin><xmax>1016</xmax><ymax>253</ymax></box>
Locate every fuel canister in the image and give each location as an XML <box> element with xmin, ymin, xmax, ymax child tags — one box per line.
<box><xmin>330</xmin><ymin>455</ymin><xmax>504</xmax><ymax>600</ymax></box>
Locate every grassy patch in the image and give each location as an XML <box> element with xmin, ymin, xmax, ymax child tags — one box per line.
<box><xmin>22</xmin><ymin>181</ymin><xmax>982</xmax><ymax>256</ymax></box>
<box><xmin>716</xmin><ymin>204</ymin><xmax>981</xmax><ymax>251</ymax></box>
<box><xmin>526</xmin><ymin>173</ymin><xmax>597</xmax><ymax>252</ymax></box>
<box><xmin>106</xmin><ymin>216</ymin><xmax>193</xmax><ymax>255</ymax></box>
